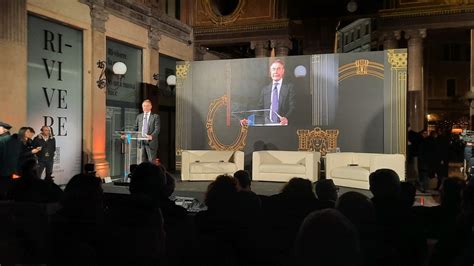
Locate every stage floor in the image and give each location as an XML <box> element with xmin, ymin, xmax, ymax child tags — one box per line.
<box><xmin>102</xmin><ymin>174</ymin><xmax>439</xmax><ymax>207</ymax></box>
<box><xmin>103</xmin><ymin>176</ymin><xmax>373</xmax><ymax>203</ymax></box>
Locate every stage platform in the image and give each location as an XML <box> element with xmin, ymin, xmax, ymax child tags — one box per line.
<box><xmin>102</xmin><ymin>175</ymin><xmax>372</xmax><ymax>203</ymax></box>
<box><xmin>102</xmin><ymin>174</ymin><xmax>439</xmax><ymax>207</ymax></box>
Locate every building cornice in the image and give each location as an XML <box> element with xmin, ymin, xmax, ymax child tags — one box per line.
<box><xmin>379</xmin><ymin>4</ymin><xmax>474</xmax><ymax>20</ymax></box>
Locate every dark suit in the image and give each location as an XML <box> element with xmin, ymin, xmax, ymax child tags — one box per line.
<box><xmin>257</xmin><ymin>81</ymin><xmax>296</xmax><ymax>124</ymax></box>
<box><xmin>135</xmin><ymin>112</ymin><xmax>160</xmax><ymax>162</ymax></box>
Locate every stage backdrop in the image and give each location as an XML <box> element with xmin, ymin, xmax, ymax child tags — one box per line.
<box><xmin>27</xmin><ymin>15</ymin><xmax>83</xmax><ymax>184</ymax></box>
<box><xmin>176</xmin><ymin>50</ymin><xmax>407</xmax><ymax>169</ymax></box>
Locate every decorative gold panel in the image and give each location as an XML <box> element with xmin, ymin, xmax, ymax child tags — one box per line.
<box><xmin>387</xmin><ymin>49</ymin><xmax>408</xmax><ymax>69</ymax></box>
<box><xmin>297</xmin><ymin>127</ymin><xmax>339</xmax><ymax>156</ymax></box>
<box><xmin>206</xmin><ymin>95</ymin><xmax>248</xmax><ymax>151</ymax></box>
<box><xmin>338</xmin><ymin>60</ymin><xmax>384</xmax><ymax>81</ymax></box>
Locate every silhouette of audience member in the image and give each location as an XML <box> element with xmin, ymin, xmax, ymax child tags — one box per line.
<box><xmin>51</xmin><ymin>174</ymin><xmax>104</xmax><ymax>263</ymax></box>
<box><xmin>0</xmin><ymin>121</ymin><xmax>20</xmax><ymax>197</ymax></box>
<box><xmin>194</xmin><ymin>175</ymin><xmax>241</xmax><ymax>265</ymax></box>
<box><xmin>336</xmin><ymin>191</ymin><xmax>378</xmax><ymax>266</ymax></box>
<box><xmin>400</xmin><ymin>181</ymin><xmax>417</xmax><ymax>208</ymax></box>
<box><xmin>314</xmin><ymin>179</ymin><xmax>339</xmax><ymax>208</ymax></box>
<box><xmin>7</xmin><ymin>158</ymin><xmax>62</xmax><ymax>203</ymax></box>
<box><xmin>83</xmin><ymin>163</ymin><xmax>97</xmax><ymax>177</ymax></box>
<box><xmin>234</xmin><ymin>170</ymin><xmax>252</xmax><ymax>191</ymax></box>
<box><xmin>104</xmin><ymin>162</ymin><xmax>166</xmax><ymax>264</ymax></box>
<box><xmin>423</xmin><ymin>178</ymin><xmax>465</xmax><ymax>241</ymax></box>
<box><xmin>369</xmin><ymin>169</ymin><xmax>426</xmax><ymax>266</ymax></box>
<box><xmin>295</xmin><ymin>209</ymin><xmax>360</xmax><ymax>266</ymax></box>
<box><xmin>260</xmin><ymin>177</ymin><xmax>320</xmax><ymax>265</ymax></box>
<box><xmin>233</xmin><ymin>170</ymin><xmax>261</xmax><ymax>213</ymax></box>
<box><xmin>430</xmin><ymin>182</ymin><xmax>474</xmax><ymax>266</ymax></box>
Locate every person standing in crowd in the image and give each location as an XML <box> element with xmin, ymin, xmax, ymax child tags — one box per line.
<box><xmin>0</xmin><ymin>121</ymin><xmax>20</xmax><ymax>198</ymax></box>
<box><xmin>33</xmin><ymin>126</ymin><xmax>56</xmax><ymax>181</ymax></box>
<box><xmin>0</xmin><ymin>121</ymin><xmax>17</xmax><ymax>177</ymax></box>
<box><xmin>17</xmin><ymin>127</ymin><xmax>41</xmax><ymax>173</ymax></box>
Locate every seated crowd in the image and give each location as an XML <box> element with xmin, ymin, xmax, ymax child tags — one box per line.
<box><xmin>0</xmin><ymin>159</ymin><xmax>473</xmax><ymax>266</ymax></box>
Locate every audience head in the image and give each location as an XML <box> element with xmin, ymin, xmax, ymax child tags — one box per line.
<box><xmin>441</xmin><ymin>178</ymin><xmax>465</xmax><ymax>209</ymax></box>
<box><xmin>295</xmin><ymin>209</ymin><xmax>360</xmax><ymax>266</ymax></box>
<box><xmin>40</xmin><ymin>125</ymin><xmax>52</xmax><ymax>137</ymax></box>
<box><xmin>315</xmin><ymin>179</ymin><xmax>339</xmax><ymax>202</ymax></box>
<box><xmin>84</xmin><ymin>163</ymin><xmax>97</xmax><ymax>176</ymax></box>
<box><xmin>369</xmin><ymin>169</ymin><xmax>401</xmax><ymax>199</ymax></box>
<box><xmin>18</xmin><ymin>127</ymin><xmax>32</xmax><ymax>142</ymax></box>
<box><xmin>336</xmin><ymin>191</ymin><xmax>375</xmax><ymax>228</ymax></box>
<box><xmin>129</xmin><ymin>162</ymin><xmax>167</xmax><ymax>201</ymax></box>
<box><xmin>62</xmin><ymin>174</ymin><xmax>103</xmax><ymax>213</ymax></box>
<box><xmin>400</xmin><ymin>181</ymin><xmax>416</xmax><ymax>208</ymax></box>
<box><xmin>281</xmin><ymin>177</ymin><xmax>315</xmax><ymax>200</ymax></box>
<box><xmin>129</xmin><ymin>163</ymin><xmax>138</xmax><ymax>174</ymax></box>
<box><xmin>234</xmin><ymin>170</ymin><xmax>251</xmax><ymax>191</ymax></box>
<box><xmin>0</xmin><ymin>121</ymin><xmax>11</xmax><ymax>134</ymax></box>
<box><xmin>205</xmin><ymin>175</ymin><xmax>238</xmax><ymax>210</ymax></box>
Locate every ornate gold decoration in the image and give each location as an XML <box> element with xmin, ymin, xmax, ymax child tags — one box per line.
<box><xmin>206</xmin><ymin>95</ymin><xmax>248</xmax><ymax>151</ymax></box>
<box><xmin>297</xmin><ymin>127</ymin><xmax>339</xmax><ymax>156</ymax></box>
<box><xmin>387</xmin><ymin>49</ymin><xmax>408</xmax><ymax>69</ymax></box>
<box><xmin>338</xmin><ymin>60</ymin><xmax>384</xmax><ymax>81</ymax></box>
<box><xmin>201</xmin><ymin>0</ymin><xmax>246</xmax><ymax>26</ymax></box>
<box><xmin>380</xmin><ymin>4</ymin><xmax>474</xmax><ymax>19</ymax></box>
<box><xmin>355</xmin><ymin>59</ymin><xmax>369</xmax><ymax>75</ymax></box>
<box><xmin>176</xmin><ymin>62</ymin><xmax>191</xmax><ymax>79</ymax></box>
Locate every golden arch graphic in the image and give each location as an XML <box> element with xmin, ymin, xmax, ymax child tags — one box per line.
<box><xmin>206</xmin><ymin>95</ymin><xmax>248</xmax><ymax>151</ymax></box>
<box><xmin>338</xmin><ymin>59</ymin><xmax>384</xmax><ymax>81</ymax></box>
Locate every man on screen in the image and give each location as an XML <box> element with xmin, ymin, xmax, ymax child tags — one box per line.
<box><xmin>135</xmin><ymin>99</ymin><xmax>160</xmax><ymax>163</ymax></box>
<box><xmin>242</xmin><ymin>59</ymin><xmax>296</xmax><ymax>126</ymax></box>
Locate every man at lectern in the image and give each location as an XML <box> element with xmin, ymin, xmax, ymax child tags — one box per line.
<box><xmin>241</xmin><ymin>59</ymin><xmax>296</xmax><ymax>126</ymax></box>
<box><xmin>135</xmin><ymin>99</ymin><xmax>160</xmax><ymax>162</ymax></box>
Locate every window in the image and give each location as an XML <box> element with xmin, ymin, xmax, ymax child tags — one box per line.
<box><xmin>357</xmin><ymin>28</ymin><xmax>361</xmax><ymax>39</ymax></box>
<box><xmin>166</xmin><ymin>0</ymin><xmax>180</xmax><ymax>19</ymax></box>
<box><xmin>447</xmin><ymin>79</ymin><xmax>456</xmax><ymax>97</ymax></box>
<box><xmin>365</xmin><ymin>24</ymin><xmax>369</xmax><ymax>35</ymax></box>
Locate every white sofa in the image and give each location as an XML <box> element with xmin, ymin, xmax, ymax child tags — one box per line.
<box><xmin>325</xmin><ymin>152</ymin><xmax>405</xmax><ymax>190</ymax></box>
<box><xmin>252</xmin><ymin>151</ymin><xmax>321</xmax><ymax>182</ymax></box>
<box><xmin>181</xmin><ymin>150</ymin><xmax>244</xmax><ymax>181</ymax></box>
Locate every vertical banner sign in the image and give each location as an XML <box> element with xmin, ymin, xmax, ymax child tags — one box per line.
<box><xmin>27</xmin><ymin>15</ymin><xmax>83</xmax><ymax>184</ymax></box>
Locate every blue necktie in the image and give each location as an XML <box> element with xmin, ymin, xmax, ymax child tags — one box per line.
<box><xmin>142</xmin><ymin>113</ymin><xmax>149</xmax><ymax>137</ymax></box>
<box><xmin>271</xmin><ymin>83</ymin><xmax>279</xmax><ymax>122</ymax></box>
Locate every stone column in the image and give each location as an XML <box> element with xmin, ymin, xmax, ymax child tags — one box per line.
<box><xmin>470</xmin><ymin>29</ymin><xmax>474</xmax><ymax>129</ymax></box>
<box><xmin>0</xmin><ymin>0</ymin><xmax>27</xmax><ymax>131</ymax></box>
<box><xmin>250</xmin><ymin>40</ymin><xmax>270</xmax><ymax>58</ymax></box>
<box><xmin>148</xmin><ymin>26</ymin><xmax>161</xmax><ymax>84</ymax></box>
<box><xmin>89</xmin><ymin>1</ymin><xmax>110</xmax><ymax>177</ymax></box>
<box><xmin>382</xmin><ymin>30</ymin><xmax>401</xmax><ymax>50</ymax></box>
<box><xmin>405</xmin><ymin>29</ymin><xmax>427</xmax><ymax>132</ymax></box>
<box><xmin>271</xmin><ymin>39</ymin><xmax>293</xmax><ymax>57</ymax></box>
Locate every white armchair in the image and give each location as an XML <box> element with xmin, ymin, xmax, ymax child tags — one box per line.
<box><xmin>252</xmin><ymin>151</ymin><xmax>321</xmax><ymax>182</ymax></box>
<box><xmin>181</xmin><ymin>150</ymin><xmax>244</xmax><ymax>181</ymax></box>
<box><xmin>325</xmin><ymin>152</ymin><xmax>405</xmax><ymax>189</ymax></box>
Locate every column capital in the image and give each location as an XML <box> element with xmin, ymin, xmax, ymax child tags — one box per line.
<box><xmin>270</xmin><ymin>38</ymin><xmax>293</xmax><ymax>50</ymax></box>
<box><xmin>90</xmin><ymin>3</ymin><xmax>108</xmax><ymax>33</ymax></box>
<box><xmin>404</xmin><ymin>29</ymin><xmax>427</xmax><ymax>40</ymax></box>
<box><xmin>148</xmin><ymin>26</ymin><xmax>161</xmax><ymax>50</ymax></box>
<box><xmin>251</xmin><ymin>40</ymin><xmax>270</xmax><ymax>58</ymax></box>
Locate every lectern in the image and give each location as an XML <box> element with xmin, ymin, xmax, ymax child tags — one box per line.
<box><xmin>116</xmin><ymin>130</ymin><xmax>148</xmax><ymax>181</ymax></box>
<box><xmin>232</xmin><ymin>109</ymin><xmax>283</xmax><ymax>126</ymax></box>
